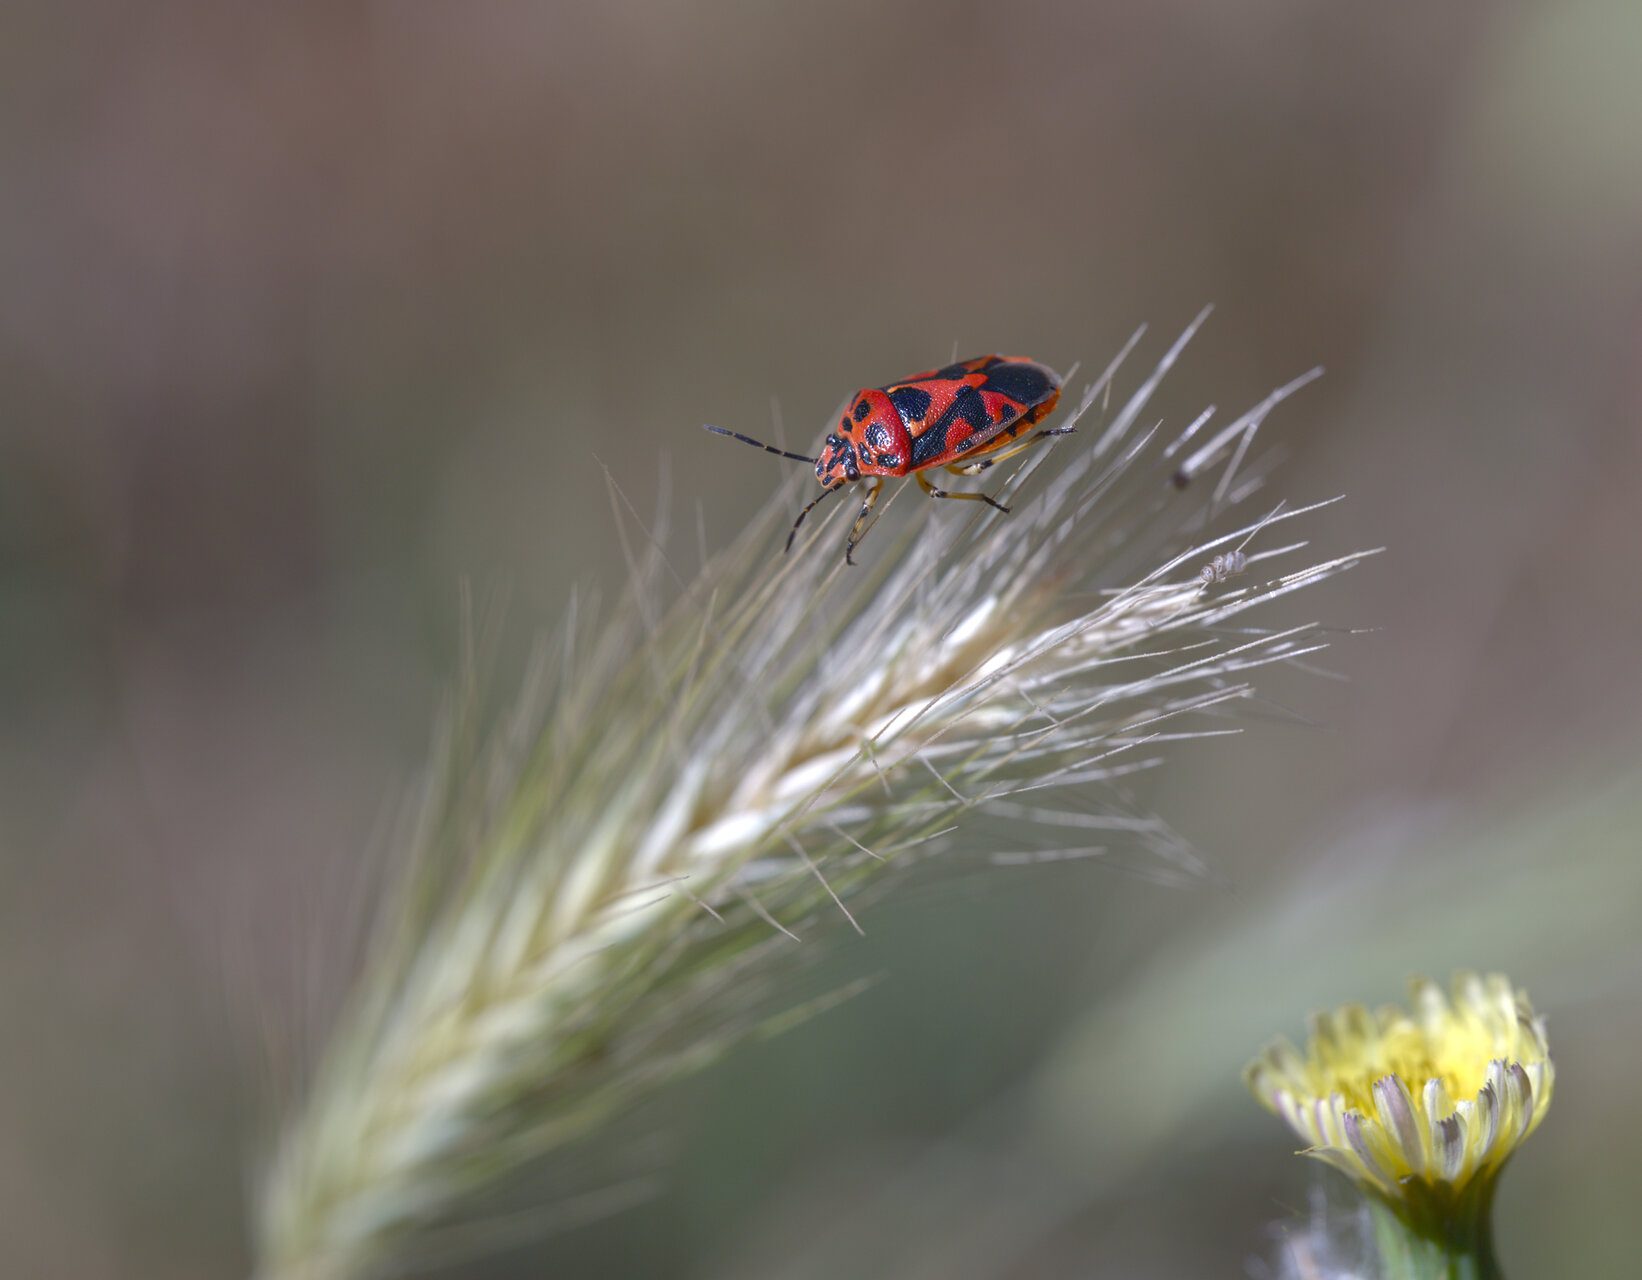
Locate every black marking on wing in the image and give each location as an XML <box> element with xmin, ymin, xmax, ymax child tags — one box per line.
<box><xmin>853</xmin><ymin>397</ymin><xmax>873</xmax><ymax>423</ymax></box>
<box><xmin>910</xmin><ymin>417</ymin><xmax>949</xmax><ymax>467</ymax></box>
<box><xmin>887</xmin><ymin>385</ymin><xmax>932</xmax><ymax>424</ymax></box>
<box><xmin>980</xmin><ymin>361</ymin><xmax>1054</xmax><ymax>407</ymax></box>
<box><xmin>945</xmin><ymin>384</ymin><xmax>991</xmax><ymax>432</ymax></box>
<box><xmin>910</xmin><ymin>384</ymin><xmax>991</xmax><ymax>466</ymax></box>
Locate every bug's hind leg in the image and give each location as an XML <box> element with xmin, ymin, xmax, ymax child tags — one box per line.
<box><xmin>915</xmin><ymin>468</ymin><xmax>1009</xmax><ymax>513</ymax></box>
<box><xmin>844</xmin><ymin>478</ymin><xmax>884</xmax><ymax>565</ymax></box>
<box><xmin>949</xmin><ymin>425</ymin><xmax>1076</xmax><ymax>477</ymax></box>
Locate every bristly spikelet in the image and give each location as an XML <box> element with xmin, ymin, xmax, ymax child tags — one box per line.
<box><xmin>255</xmin><ymin>312</ymin><xmax>1378</xmax><ymax>1280</ymax></box>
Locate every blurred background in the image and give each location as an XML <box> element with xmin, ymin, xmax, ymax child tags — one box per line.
<box><xmin>4</xmin><ymin>2</ymin><xmax>1641</xmax><ymax>1276</ymax></box>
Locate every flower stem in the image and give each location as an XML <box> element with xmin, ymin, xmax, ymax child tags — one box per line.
<box><xmin>1365</xmin><ymin>1176</ymin><xmax>1504</xmax><ymax>1280</ymax></box>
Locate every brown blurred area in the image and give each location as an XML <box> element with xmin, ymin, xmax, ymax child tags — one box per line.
<box><xmin>4</xmin><ymin>3</ymin><xmax>1641</xmax><ymax>1277</ymax></box>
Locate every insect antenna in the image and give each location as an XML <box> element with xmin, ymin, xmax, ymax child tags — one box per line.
<box><xmin>785</xmin><ymin>483</ymin><xmax>845</xmax><ymax>552</ymax></box>
<box><xmin>702</xmin><ymin>424</ymin><xmax>816</xmax><ymax>464</ymax></box>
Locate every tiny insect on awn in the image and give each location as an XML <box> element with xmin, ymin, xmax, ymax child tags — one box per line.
<box><xmin>705</xmin><ymin>356</ymin><xmax>1067</xmax><ymax>563</ymax></box>
<box><xmin>1198</xmin><ymin>549</ymin><xmax>1248</xmax><ymax>585</ymax></box>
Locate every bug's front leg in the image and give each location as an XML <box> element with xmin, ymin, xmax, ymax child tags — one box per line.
<box><xmin>844</xmin><ymin>478</ymin><xmax>884</xmax><ymax>565</ymax></box>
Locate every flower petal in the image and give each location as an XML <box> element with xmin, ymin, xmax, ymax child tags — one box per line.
<box><xmin>1372</xmin><ymin>1075</ymin><xmax>1425</xmax><ymax>1176</ymax></box>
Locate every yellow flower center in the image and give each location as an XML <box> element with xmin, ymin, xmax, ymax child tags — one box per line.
<box><xmin>1323</xmin><ymin>1016</ymin><xmax>1493</xmax><ymax>1112</ymax></box>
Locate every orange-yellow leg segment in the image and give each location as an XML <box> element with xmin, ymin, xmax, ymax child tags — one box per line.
<box><xmin>914</xmin><ymin>467</ymin><xmax>1010</xmax><ymax>513</ymax></box>
<box><xmin>845</xmin><ymin>477</ymin><xmax>884</xmax><ymax>565</ymax></box>
<box><xmin>946</xmin><ymin>425</ymin><xmax>1075</xmax><ymax>477</ymax></box>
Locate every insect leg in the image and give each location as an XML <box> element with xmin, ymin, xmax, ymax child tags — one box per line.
<box><xmin>949</xmin><ymin>425</ymin><xmax>1075</xmax><ymax>476</ymax></box>
<box><xmin>844</xmin><ymin>478</ymin><xmax>884</xmax><ymax>565</ymax></box>
<box><xmin>915</xmin><ymin>467</ymin><xmax>1009</xmax><ymax>513</ymax></box>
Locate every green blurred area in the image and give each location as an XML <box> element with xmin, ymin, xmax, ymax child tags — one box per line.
<box><xmin>3</xmin><ymin>2</ymin><xmax>1641</xmax><ymax>1276</ymax></box>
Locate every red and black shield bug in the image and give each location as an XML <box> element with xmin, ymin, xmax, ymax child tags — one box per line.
<box><xmin>706</xmin><ymin>356</ymin><xmax>1067</xmax><ymax>563</ymax></box>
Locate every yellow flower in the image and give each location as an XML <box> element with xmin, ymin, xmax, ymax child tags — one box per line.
<box><xmin>1244</xmin><ymin>973</ymin><xmax>1554</xmax><ymax>1199</ymax></box>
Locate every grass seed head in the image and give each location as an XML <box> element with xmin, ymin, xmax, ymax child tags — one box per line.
<box><xmin>255</xmin><ymin>312</ymin><xmax>1377</xmax><ymax>1280</ymax></box>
